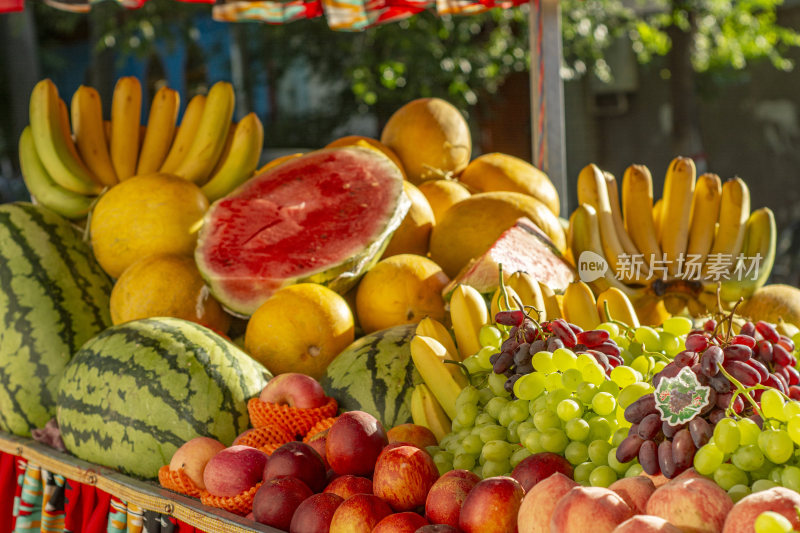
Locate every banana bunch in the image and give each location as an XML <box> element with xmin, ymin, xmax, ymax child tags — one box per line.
<box><xmin>568</xmin><ymin>158</ymin><xmax>776</xmax><ymax>317</ymax></box>
<box><xmin>562</xmin><ymin>280</ymin><xmax>640</xmax><ymax>330</ymax></box>
<box><xmin>20</xmin><ymin>77</ymin><xmax>264</xmax><ymax>219</ymax></box>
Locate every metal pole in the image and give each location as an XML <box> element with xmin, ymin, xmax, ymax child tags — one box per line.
<box><xmin>529</xmin><ymin>0</ymin><xmax>568</xmax><ymax>215</ymax></box>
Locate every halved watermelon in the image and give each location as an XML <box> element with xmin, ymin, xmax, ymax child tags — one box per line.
<box><xmin>196</xmin><ymin>147</ymin><xmax>409</xmax><ymax>316</ymax></box>
<box><xmin>442</xmin><ymin>217</ymin><xmax>576</xmax><ymax>297</ymax></box>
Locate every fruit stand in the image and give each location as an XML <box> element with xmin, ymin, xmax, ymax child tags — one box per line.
<box><xmin>3</xmin><ymin>0</ymin><xmax>800</xmax><ymax>532</ymax></box>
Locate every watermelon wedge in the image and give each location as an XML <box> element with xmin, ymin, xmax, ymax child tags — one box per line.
<box><xmin>442</xmin><ymin>217</ymin><xmax>576</xmax><ymax>297</ymax></box>
<box><xmin>196</xmin><ymin>147</ymin><xmax>409</xmax><ymax>316</ymax></box>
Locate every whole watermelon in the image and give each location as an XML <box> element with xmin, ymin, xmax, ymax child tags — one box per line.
<box><xmin>0</xmin><ymin>203</ymin><xmax>112</xmax><ymax>436</ymax></box>
<box><xmin>321</xmin><ymin>324</ymin><xmax>422</xmax><ymax>428</ymax></box>
<box><xmin>56</xmin><ymin>317</ymin><xmax>271</xmax><ymax>479</ymax></box>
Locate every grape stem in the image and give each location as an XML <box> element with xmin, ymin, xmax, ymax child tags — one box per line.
<box><xmin>716</xmin><ymin>362</ymin><xmax>764</xmax><ymax>419</ymax></box>
<box><xmin>497</xmin><ymin>263</ymin><xmax>512</xmax><ymax>314</ymax></box>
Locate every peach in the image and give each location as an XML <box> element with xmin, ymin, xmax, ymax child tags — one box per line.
<box><xmin>416</xmin><ymin>526</ymin><xmax>460</xmax><ymax>533</ymax></box>
<box><xmin>722</xmin><ymin>487</ymin><xmax>800</xmax><ymax>533</ymax></box>
<box><xmin>612</xmin><ymin>515</ymin><xmax>683</xmax><ymax>533</ymax></box>
<box><xmin>373</xmin><ymin>445</ymin><xmax>439</xmax><ymax>511</ymax></box>
<box><xmin>289</xmin><ymin>492</ymin><xmax>344</xmax><ymax>533</ymax></box>
<box><xmin>459</xmin><ymin>476</ymin><xmax>525</xmax><ymax>533</ymax></box>
<box><xmin>549</xmin><ymin>486</ymin><xmax>633</xmax><ymax>533</ymax></box>
<box><xmin>324</xmin><ymin>474</ymin><xmax>374</xmax><ymax>499</ymax></box>
<box><xmin>517</xmin><ymin>472</ymin><xmax>577</xmax><ymax>533</ymax></box>
<box><xmin>329</xmin><ymin>494</ymin><xmax>393</xmax><ymax>533</ymax></box>
<box><xmin>259</xmin><ymin>373</ymin><xmax>327</xmax><ymax>408</ymax></box>
<box><xmin>263</xmin><ymin>441</ymin><xmax>327</xmax><ymax>493</ymax></box>
<box><xmin>425</xmin><ymin>475</ymin><xmax>478</xmax><ymax>528</ymax></box>
<box><xmin>439</xmin><ymin>469</ymin><xmax>481</xmax><ymax>484</ymax></box>
<box><xmin>609</xmin><ymin>476</ymin><xmax>656</xmax><ymax>514</ymax></box>
<box><xmin>306</xmin><ymin>427</ymin><xmax>330</xmax><ymax>470</ymax></box>
<box><xmin>646</xmin><ymin>475</ymin><xmax>733</xmax><ymax>533</ymax></box>
<box><xmin>202</xmin><ymin>445</ymin><xmax>268</xmax><ymax>497</ymax></box>
<box><xmin>253</xmin><ymin>476</ymin><xmax>313</xmax><ymax>530</ymax></box>
<box><xmin>387</xmin><ymin>423</ymin><xmax>438</xmax><ymax>449</ymax></box>
<box><xmin>168</xmin><ymin>437</ymin><xmax>225</xmax><ymax>490</ymax></box>
<box><xmin>372</xmin><ymin>512</ymin><xmax>429</xmax><ymax>533</ymax></box>
<box><xmin>511</xmin><ymin>452</ymin><xmax>573</xmax><ymax>492</ymax></box>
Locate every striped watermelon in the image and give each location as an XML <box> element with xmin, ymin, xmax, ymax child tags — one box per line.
<box><xmin>0</xmin><ymin>202</ymin><xmax>112</xmax><ymax>437</ymax></box>
<box><xmin>320</xmin><ymin>323</ymin><xmax>422</xmax><ymax>428</ymax></box>
<box><xmin>56</xmin><ymin>317</ymin><xmax>271</xmax><ymax>479</ymax></box>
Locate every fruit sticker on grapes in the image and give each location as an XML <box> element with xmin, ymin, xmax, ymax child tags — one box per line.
<box><xmin>654</xmin><ymin>367</ymin><xmax>711</xmax><ymax>424</ymax></box>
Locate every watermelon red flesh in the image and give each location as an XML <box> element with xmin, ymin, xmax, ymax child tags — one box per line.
<box><xmin>196</xmin><ymin>146</ymin><xmax>408</xmax><ymax>316</ymax></box>
<box><xmin>443</xmin><ymin>217</ymin><xmax>576</xmax><ymax>296</ymax></box>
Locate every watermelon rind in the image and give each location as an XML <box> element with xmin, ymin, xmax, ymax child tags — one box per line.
<box><xmin>56</xmin><ymin>317</ymin><xmax>271</xmax><ymax>479</ymax></box>
<box><xmin>0</xmin><ymin>202</ymin><xmax>113</xmax><ymax>436</ymax></box>
<box><xmin>320</xmin><ymin>323</ymin><xmax>422</xmax><ymax>428</ymax></box>
<box><xmin>195</xmin><ymin>146</ymin><xmax>410</xmax><ymax>317</ymax></box>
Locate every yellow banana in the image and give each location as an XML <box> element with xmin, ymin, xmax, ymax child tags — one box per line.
<box><xmin>621</xmin><ymin>164</ymin><xmax>661</xmax><ymax>267</ymax></box>
<box><xmin>538</xmin><ymin>281</ymin><xmax>563</xmax><ymax>319</ymax></box>
<box><xmin>705</xmin><ymin>177</ymin><xmax>750</xmax><ymax>278</ymax></box>
<box><xmin>596</xmin><ymin>286</ymin><xmax>640</xmax><ymax>329</ymax></box>
<box><xmin>653</xmin><ymin>198</ymin><xmax>664</xmax><ymax>241</ymax></box>
<box><xmin>416</xmin><ymin>318</ymin><xmax>459</xmax><ymax>360</ymax></box>
<box><xmin>490</xmin><ymin>286</ymin><xmax>521</xmax><ymax>320</ymax></box>
<box><xmin>507</xmin><ymin>271</ymin><xmax>546</xmax><ymax>321</ymax></box>
<box><xmin>410</xmin><ymin>384</ymin><xmax>450</xmax><ymax>442</ymax></box>
<box><xmin>28</xmin><ymin>79</ymin><xmax>101</xmax><ymax>195</ymax></box>
<box><xmin>603</xmin><ymin>170</ymin><xmax>641</xmax><ymax>259</ymax></box>
<box><xmin>160</xmin><ymin>94</ymin><xmax>206</xmax><ymax>174</ymax></box>
<box><xmin>410</xmin><ymin>336</ymin><xmax>463</xmax><ymax>419</ymax></box>
<box><xmin>110</xmin><ymin>76</ymin><xmax>142</xmax><ymax>181</ymax></box>
<box><xmin>173</xmin><ymin>81</ymin><xmax>235</xmax><ymax>183</ymax></box>
<box><xmin>578</xmin><ymin>164</ymin><xmax>646</xmax><ymax>283</ymax></box>
<box><xmin>201</xmin><ymin>112</ymin><xmax>264</xmax><ymax>202</ymax></box>
<box><xmin>686</xmin><ymin>173</ymin><xmax>722</xmax><ymax>272</ymax></box>
<box><xmin>659</xmin><ymin>156</ymin><xmax>696</xmax><ymax>277</ymax></box>
<box><xmin>568</xmin><ymin>203</ymin><xmax>644</xmax><ymax>297</ymax></box>
<box><xmin>136</xmin><ymin>86</ymin><xmax>179</xmax><ymax>175</ymax></box>
<box><xmin>18</xmin><ymin>126</ymin><xmax>93</xmax><ymax>219</ymax></box>
<box><xmin>449</xmin><ymin>284</ymin><xmax>489</xmax><ymax>359</ymax></box>
<box><xmin>712</xmin><ymin>207</ymin><xmax>775</xmax><ymax>302</ymax></box>
<box><xmin>563</xmin><ymin>280</ymin><xmax>601</xmax><ymax>330</ymax></box>
<box><xmin>208</xmin><ymin>122</ymin><xmax>237</xmax><ymax>178</ymax></box>
<box><xmin>414</xmin><ymin>334</ymin><xmax>468</xmax><ymax>388</ymax></box>
<box><xmin>71</xmin><ymin>85</ymin><xmax>117</xmax><ymax>187</ymax></box>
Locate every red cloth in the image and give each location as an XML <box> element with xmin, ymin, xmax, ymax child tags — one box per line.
<box><xmin>0</xmin><ymin>452</ymin><xmax>17</xmax><ymax>533</ymax></box>
<box><xmin>64</xmin><ymin>479</ymin><xmax>112</xmax><ymax>533</ymax></box>
<box><xmin>0</xmin><ymin>0</ymin><xmax>23</xmax><ymax>12</ymax></box>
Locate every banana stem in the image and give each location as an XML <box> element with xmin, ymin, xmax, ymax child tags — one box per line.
<box><xmin>498</xmin><ymin>263</ymin><xmax>511</xmax><ymax>313</ymax></box>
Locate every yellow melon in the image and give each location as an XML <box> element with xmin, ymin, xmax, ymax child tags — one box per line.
<box><xmin>326</xmin><ymin>135</ymin><xmax>406</xmax><ymax>178</ymax></box>
<box><xmin>740</xmin><ymin>284</ymin><xmax>800</xmax><ymax>326</ymax></box>
<box><xmin>417</xmin><ymin>179</ymin><xmax>471</xmax><ymax>223</ymax></box>
<box><xmin>382</xmin><ymin>181</ymin><xmax>436</xmax><ymax>258</ymax></box>
<box><xmin>380</xmin><ymin>98</ymin><xmax>471</xmax><ymax>184</ymax></box>
<box><xmin>459</xmin><ymin>153</ymin><xmax>560</xmax><ymax>217</ymax></box>
<box><xmin>428</xmin><ymin>191</ymin><xmax>566</xmax><ymax>279</ymax></box>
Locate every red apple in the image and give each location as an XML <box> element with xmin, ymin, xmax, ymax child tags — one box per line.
<box><xmin>263</xmin><ymin>441</ymin><xmax>327</xmax><ymax>493</ymax></box>
<box><xmin>253</xmin><ymin>476</ymin><xmax>313</xmax><ymax>530</ymax></box>
<box><xmin>326</xmin><ymin>411</ymin><xmax>388</xmax><ymax>476</ymax></box>
<box><xmin>722</xmin><ymin>487</ymin><xmax>800</xmax><ymax>533</ymax></box>
<box><xmin>202</xmin><ymin>445</ymin><xmax>268</xmax><ymax>497</ymax></box>
<box><xmin>329</xmin><ymin>494</ymin><xmax>393</xmax><ymax>533</ymax></box>
<box><xmin>373</xmin><ymin>512</ymin><xmax>430</xmax><ymax>533</ymax></box>
<box><xmin>549</xmin><ymin>486</ymin><xmax>633</xmax><ymax>533</ymax></box>
<box><xmin>374</xmin><ymin>445</ymin><xmax>439</xmax><ymax>511</ymax></box>
<box><xmin>259</xmin><ymin>373</ymin><xmax>327</xmax><ymax>408</ymax></box>
<box><xmin>459</xmin><ymin>476</ymin><xmax>524</xmax><ymax>533</ymax></box>
<box><xmin>646</xmin><ymin>475</ymin><xmax>733</xmax><ymax>533</ymax></box>
<box><xmin>416</xmin><ymin>526</ymin><xmax>461</xmax><ymax>532</ymax></box>
<box><xmin>511</xmin><ymin>451</ymin><xmax>573</xmax><ymax>492</ymax></box>
<box><xmin>425</xmin><ymin>475</ymin><xmax>477</xmax><ymax>528</ymax></box>
<box><xmin>168</xmin><ymin>437</ymin><xmax>225</xmax><ymax>490</ymax></box>
<box><xmin>307</xmin><ymin>428</ymin><xmax>330</xmax><ymax>470</ymax></box>
<box><xmin>324</xmin><ymin>474</ymin><xmax>374</xmax><ymax>499</ymax></box>
<box><xmin>387</xmin><ymin>424</ymin><xmax>439</xmax><ymax>449</ymax></box>
<box><xmin>289</xmin><ymin>492</ymin><xmax>344</xmax><ymax>533</ymax></box>
<box><xmin>517</xmin><ymin>472</ymin><xmax>578</xmax><ymax>533</ymax></box>
<box><xmin>612</xmin><ymin>516</ymin><xmax>683</xmax><ymax>533</ymax></box>
<box><xmin>609</xmin><ymin>476</ymin><xmax>656</xmax><ymax>514</ymax></box>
